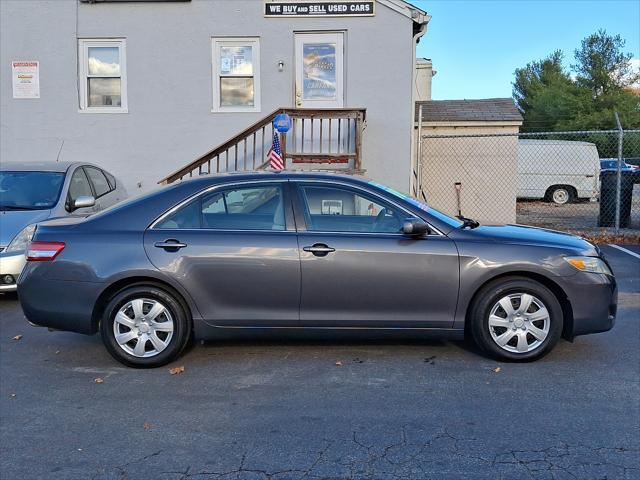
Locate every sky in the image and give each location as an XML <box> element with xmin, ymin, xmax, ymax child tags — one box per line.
<box><xmin>412</xmin><ymin>0</ymin><xmax>640</xmax><ymax>100</ymax></box>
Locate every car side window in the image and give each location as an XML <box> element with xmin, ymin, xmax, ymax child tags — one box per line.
<box><xmin>299</xmin><ymin>184</ymin><xmax>403</xmax><ymax>234</ymax></box>
<box><xmin>104</xmin><ymin>170</ymin><xmax>117</xmax><ymax>189</ymax></box>
<box><xmin>155</xmin><ymin>199</ymin><xmax>200</xmax><ymax>229</ymax></box>
<box><xmin>155</xmin><ymin>184</ymin><xmax>285</xmax><ymax>231</ymax></box>
<box><xmin>67</xmin><ymin>168</ymin><xmax>94</xmax><ymax>208</ymax></box>
<box><xmin>84</xmin><ymin>167</ymin><xmax>112</xmax><ymax>198</ymax></box>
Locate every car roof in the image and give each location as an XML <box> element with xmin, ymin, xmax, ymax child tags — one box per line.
<box><xmin>0</xmin><ymin>161</ymin><xmax>83</xmax><ymax>173</ymax></box>
<box><xmin>174</xmin><ymin>170</ymin><xmax>372</xmax><ymax>188</ymax></box>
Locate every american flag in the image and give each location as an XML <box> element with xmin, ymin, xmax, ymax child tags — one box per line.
<box><xmin>268</xmin><ymin>131</ymin><xmax>284</xmax><ymax>170</ymax></box>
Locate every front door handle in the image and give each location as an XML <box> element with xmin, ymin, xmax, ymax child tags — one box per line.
<box><xmin>303</xmin><ymin>243</ymin><xmax>335</xmax><ymax>257</ymax></box>
<box><xmin>154</xmin><ymin>239</ymin><xmax>187</xmax><ymax>251</ymax></box>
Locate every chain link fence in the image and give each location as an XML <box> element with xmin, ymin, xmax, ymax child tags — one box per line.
<box><xmin>417</xmin><ymin>129</ymin><xmax>640</xmax><ymax>233</ymax></box>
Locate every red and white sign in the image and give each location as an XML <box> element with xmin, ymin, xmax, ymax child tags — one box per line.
<box><xmin>12</xmin><ymin>61</ymin><xmax>40</xmax><ymax>99</ymax></box>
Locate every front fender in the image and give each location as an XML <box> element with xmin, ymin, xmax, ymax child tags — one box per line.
<box><xmin>452</xmin><ymin>241</ymin><xmax>577</xmax><ymax>330</ymax></box>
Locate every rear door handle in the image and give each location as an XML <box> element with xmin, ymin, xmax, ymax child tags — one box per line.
<box><xmin>154</xmin><ymin>240</ymin><xmax>187</xmax><ymax>251</ymax></box>
<box><xmin>303</xmin><ymin>243</ymin><xmax>335</xmax><ymax>257</ymax></box>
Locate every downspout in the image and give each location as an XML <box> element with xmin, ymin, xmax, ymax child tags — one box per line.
<box><xmin>410</xmin><ymin>13</ymin><xmax>429</xmax><ymax>197</ymax></box>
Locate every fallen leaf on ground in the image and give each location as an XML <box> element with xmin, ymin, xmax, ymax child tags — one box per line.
<box><xmin>94</xmin><ymin>377</ymin><xmax>104</xmax><ymax>384</ymax></box>
<box><xmin>493</xmin><ymin>367</ymin><xmax>501</xmax><ymax>373</ymax></box>
<box><xmin>143</xmin><ymin>422</ymin><xmax>153</xmax><ymax>431</ymax></box>
<box><xmin>12</xmin><ymin>335</ymin><xmax>22</xmax><ymax>341</ymax></box>
<box><xmin>169</xmin><ymin>366</ymin><xmax>185</xmax><ymax>375</ymax></box>
<box><xmin>335</xmin><ymin>361</ymin><xmax>343</xmax><ymax>366</ymax></box>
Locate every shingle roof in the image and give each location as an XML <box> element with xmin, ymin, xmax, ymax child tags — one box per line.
<box><xmin>416</xmin><ymin>98</ymin><xmax>523</xmax><ymax>123</ymax></box>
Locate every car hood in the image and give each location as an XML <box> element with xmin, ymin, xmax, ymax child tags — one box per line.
<box><xmin>463</xmin><ymin>224</ymin><xmax>599</xmax><ymax>255</ymax></box>
<box><xmin>0</xmin><ymin>210</ymin><xmax>51</xmax><ymax>246</ymax></box>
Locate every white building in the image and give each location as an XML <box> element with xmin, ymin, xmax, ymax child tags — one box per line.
<box><xmin>1</xmin><ymin>0</ymin><xmax>430</xmax><ymax>194</ymax></box>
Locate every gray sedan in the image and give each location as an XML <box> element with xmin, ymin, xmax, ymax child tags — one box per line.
<box><xmin>0</xmin><ymin>162</ymin><xmax>127</xmax><ymax>291</ymax></box>
<box><xmin>18</xmin><ymin>172</ymin><xmax>616</xmax><ymax>367</ymax></box>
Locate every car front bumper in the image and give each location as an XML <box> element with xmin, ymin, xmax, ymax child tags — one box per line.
<box><xmin>0</xmin><ymin>251</ymin><xmax>26</xmax><ymax>292</ymax></box>
<box><xmin>560</xmin><ymin>271</ymin><xmax>617</xmax><ymax>339</ymax></box>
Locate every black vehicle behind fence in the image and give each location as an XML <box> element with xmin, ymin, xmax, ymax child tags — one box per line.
<box><xmin>18</xmin><ymin>172</ymin><xmax>616</xmax><ymax>367</ymax></box>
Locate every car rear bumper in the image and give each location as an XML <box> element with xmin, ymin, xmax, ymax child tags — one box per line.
<box><xmin>562</xmin><ymin>272</ymin><xmax>617</xmax><ymax>339</ymax></box>
<box><xmin>0</xmin><ymin>251</ymin><xmax>26</xmax><ymax>292</ymax></box>
<box><xmin>18</xmin><ymin>264</ymin><xmax>102</xmax><ymax>334</ymax></box>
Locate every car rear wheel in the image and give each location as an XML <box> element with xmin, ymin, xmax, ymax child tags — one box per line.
<box><xmin>470</xmin><ymin>277</ymin><xmax>563</xmax><ymax>361</ymax></box>
<box><xmin>100</xmin><ymin>285</ymin><xmax>191</xmax><ymax>368</ymax></box>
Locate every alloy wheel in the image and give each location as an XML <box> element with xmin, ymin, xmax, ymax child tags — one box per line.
<box><xmin>113</xmin><ymin>298</ymin><xmax>174</xmax><ymax>358</ymax></box>
<box><xmin>488</xmin><ymin>293</ymin><xmax>550</xmax><ymax>354</ymax></box>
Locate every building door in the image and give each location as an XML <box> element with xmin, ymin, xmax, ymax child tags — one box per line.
<box><xmin>294</xmin><ymin>33</ymin><xmax>344</xmax><ymax>108</ymax></box>
<box><xmin>293</xmin><ymin>33</ymin><xmax>347</xmax><ymax>164</ymax></box>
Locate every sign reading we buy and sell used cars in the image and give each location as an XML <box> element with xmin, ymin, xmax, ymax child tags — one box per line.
<box><xmin>264</xmin><ymin>1</ymin><xmax>375</xmax><ymax>17</ymax></box>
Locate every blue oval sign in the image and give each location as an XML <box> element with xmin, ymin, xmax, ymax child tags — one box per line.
<box><xmin>273</xmin><ymin>113</ymin><xmax>292</xmax><ymax>133</ymax></box>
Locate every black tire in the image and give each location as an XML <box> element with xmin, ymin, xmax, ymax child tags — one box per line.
<box><xmin>546</xmin><ymin>185</ymin><xmax>576</xmax><ymax>205</ymax></box>
<box><xmin>100</xmin><ymin>284</ymin><xmax>192</xmax><ymax>368</ymax></box>
<box><xmin>469</xmin><ymin>277</ymin><xmax>563</xmax><ymax>362</ymax></box>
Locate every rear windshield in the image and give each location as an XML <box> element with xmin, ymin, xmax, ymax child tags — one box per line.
<box><xmin>0</xmin><ymin>171</ymin><xmax>65</xmax><ymax>210</ymax></box>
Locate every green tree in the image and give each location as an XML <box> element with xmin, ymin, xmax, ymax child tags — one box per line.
<box><xmin>513</xmin><ymin>30</ymin><xmax>640</xmax><ymax>133</ymax></box>
<box><xmin>572</xmin><ymin>29</ymin><xmax>638</xmax><ymax>98</ymax></box>
<box><xmin>513</xmin><ymin>50</ymin><xmax>571</xmax><ymax>119</ymax></box>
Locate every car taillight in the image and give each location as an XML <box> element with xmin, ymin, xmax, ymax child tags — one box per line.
<box><xmin>26</xmin><ymin>242</ymin><xmax>65</xmax><ymax>261</ymax></box>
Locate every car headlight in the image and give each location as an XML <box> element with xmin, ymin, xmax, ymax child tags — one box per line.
<box><xmin>564</xmin><ymin>256</ymin><xmax>612</xmax><ymax>275</ymax></box>
<box><xmin>6</xmin><ymin>224</ymin><xmax>37</xmax><ymax>253</ymax></box>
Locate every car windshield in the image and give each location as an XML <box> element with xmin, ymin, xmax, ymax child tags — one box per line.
<box><xmin>0</xmin><ymin>171</ymin><xmax>65</xmax><ymax>210</ymax></box>
<box><xmin>368</xmin><ymin>180</ymin><xmax>463</xmax><ymax>228</ymax></box>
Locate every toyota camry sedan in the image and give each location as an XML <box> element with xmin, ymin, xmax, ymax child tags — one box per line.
<box><xmin>18</xmin><ymin>172</ymin><xmax>616</xmax><ymax>367</ymax></box>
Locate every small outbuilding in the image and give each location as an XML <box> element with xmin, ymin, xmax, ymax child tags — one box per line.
<box><xmin>414</xmin><ymin>98</ymin><xmax>523</xmax><ymax>224</ymax></box>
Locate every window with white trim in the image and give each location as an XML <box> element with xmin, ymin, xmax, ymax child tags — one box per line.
<box><xmin>78</xmin><ymin>39</ymin><xmax>127</xmax><ymax>113</ymax></box>
<box><xmin>212</xmin><ymin>37</ymin><xmax>260</xmax><ymax>112</ymax></box>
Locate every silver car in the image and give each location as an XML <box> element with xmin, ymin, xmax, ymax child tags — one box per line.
<box><xmin>0</xmin><ymin>162</ymin><xmax>127</xmax><ymax>291</ymax></box>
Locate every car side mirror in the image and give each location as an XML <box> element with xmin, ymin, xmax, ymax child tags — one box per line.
<box><xmin>402</xmin><ymin>218</ymin><xmax>429</xmax><ymax>237</ymax></box>
<box><xmin>73</xmin><ymin>195</ymin><xmax>95</xmax><ymax>210</ymax></box>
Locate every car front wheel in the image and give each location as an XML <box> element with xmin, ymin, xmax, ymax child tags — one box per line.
<box><xmin>100</xmin><ymin>285</ymin><xmax>191</xmax><ymax>368</ymax></box>
<box><xmin>470</xmin><ymin>277</ymin><xmax>563</xmax><ymax>361</ymax></box>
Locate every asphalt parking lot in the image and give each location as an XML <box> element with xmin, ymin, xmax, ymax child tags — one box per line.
<box><xmin>1</xmin><ymin>245</ymin><xmax>638</xmax><ymax>480</ymax></box>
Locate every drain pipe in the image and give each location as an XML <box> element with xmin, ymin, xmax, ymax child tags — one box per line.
<box><xmin>410</xmin><ymin>12</ymin><xmax>429</xmax><ymax>197</ymax></box>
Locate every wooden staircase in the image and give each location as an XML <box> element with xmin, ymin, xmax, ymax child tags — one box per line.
<box><xmin>159</xmin><ymin>108</ymin><xmax>366</xmax><ymax>185</ymax></box>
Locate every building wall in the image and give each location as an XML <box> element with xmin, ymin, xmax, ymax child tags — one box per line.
<box><xmin>1</xmin><ymin>0</ymin><xmax>416</xmax><ymax>194</ymax></box>
<box><xmin>413</xmin><ymin>59</ymin><xmax>433</xmax><ymax>102</ymax></box>
<box><xmin>419</xmin><ymin>124</ymin><xmax>521</xmax><ymax>225</ymax></box>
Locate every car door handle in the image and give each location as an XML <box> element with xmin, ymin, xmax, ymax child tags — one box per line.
<box><xmin>303</xmin><ymin>243</ymin><xmax>335</xmax><ymax>257</ymax></box>
<box><xmin>154</xmin><ymin>240</ymin><xmax>187</xmax><ymax>251</ymax></box>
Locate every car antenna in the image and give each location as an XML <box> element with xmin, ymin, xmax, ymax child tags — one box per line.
<box><xmin>55</xmin><ymin>139</ymin><xmax>65</xmax><ymax>162</ymax></box>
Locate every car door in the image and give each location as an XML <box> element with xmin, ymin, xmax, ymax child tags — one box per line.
<box><xmin>144</xmin><ymin>181</ymin><xmax>301</xmax><ymax>326</ymax></box>
<box><xmin>292</xmin><ymin>181</ymin><xmax>459</xmax><ymax>328</ymax></box>
<box><xmin>66</xmin><ymin>167</ymin><xmax>98</xmax><ymax>214</ymax></box>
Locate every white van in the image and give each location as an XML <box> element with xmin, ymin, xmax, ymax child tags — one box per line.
<box><xmin>517</xmin><ymin>139</ymin><xmax>600</xmax><ymax>204</ymax></box>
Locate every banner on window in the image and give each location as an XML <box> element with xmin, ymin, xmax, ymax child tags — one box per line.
<box><xmin>264</xmin><ymin>1</ymin><xmax>374</xmax><ymax>17</ymax></box>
